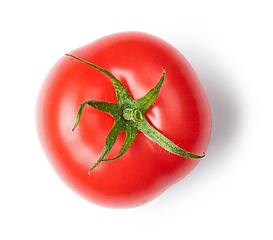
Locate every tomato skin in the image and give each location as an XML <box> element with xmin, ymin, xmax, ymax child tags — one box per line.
<box><xmin>36</xmin><ymin>32</ymin><xmax>211</xmax><ymax>208</ymax></box>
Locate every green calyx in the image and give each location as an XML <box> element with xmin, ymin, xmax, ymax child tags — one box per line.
<box><xmin>66</xmin><ymin>54</ymin><xmax>205</xmax><ymax>175</ymax></box>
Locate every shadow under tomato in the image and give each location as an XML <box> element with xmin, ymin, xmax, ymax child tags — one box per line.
<box><xmin>199</xmin><ymin>61</ymin><xmax>244</xmax><ymax>162</ymax></box>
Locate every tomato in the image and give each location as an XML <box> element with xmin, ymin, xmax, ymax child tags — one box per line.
<box><xmin>36</xmin><ymin>32</ymin><xmax>211</xmax><ymax>208</ymax></box>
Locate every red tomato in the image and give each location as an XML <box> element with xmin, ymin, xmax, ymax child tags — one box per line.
<box><xmin>36</xmin><ymin>32</ymin><xmax>211</xmax><ymax>208</ymax></box>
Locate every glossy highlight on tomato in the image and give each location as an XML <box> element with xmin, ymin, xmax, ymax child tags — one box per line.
<box><xmin>36</xmin><ymin>32</ymin><xmax>212</xmax><ymax>208</ymax></box>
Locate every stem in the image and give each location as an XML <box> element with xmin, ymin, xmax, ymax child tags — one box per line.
<box><xmin>123</xmin><ymin>108</ymin><xmax>144</xmax><ymax>123</ymax></box>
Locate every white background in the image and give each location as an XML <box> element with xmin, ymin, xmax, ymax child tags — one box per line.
<box><xmin>1</xmin><ymin>0</ymin><xmax>272</xmax><ymax>239</ymax></box>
